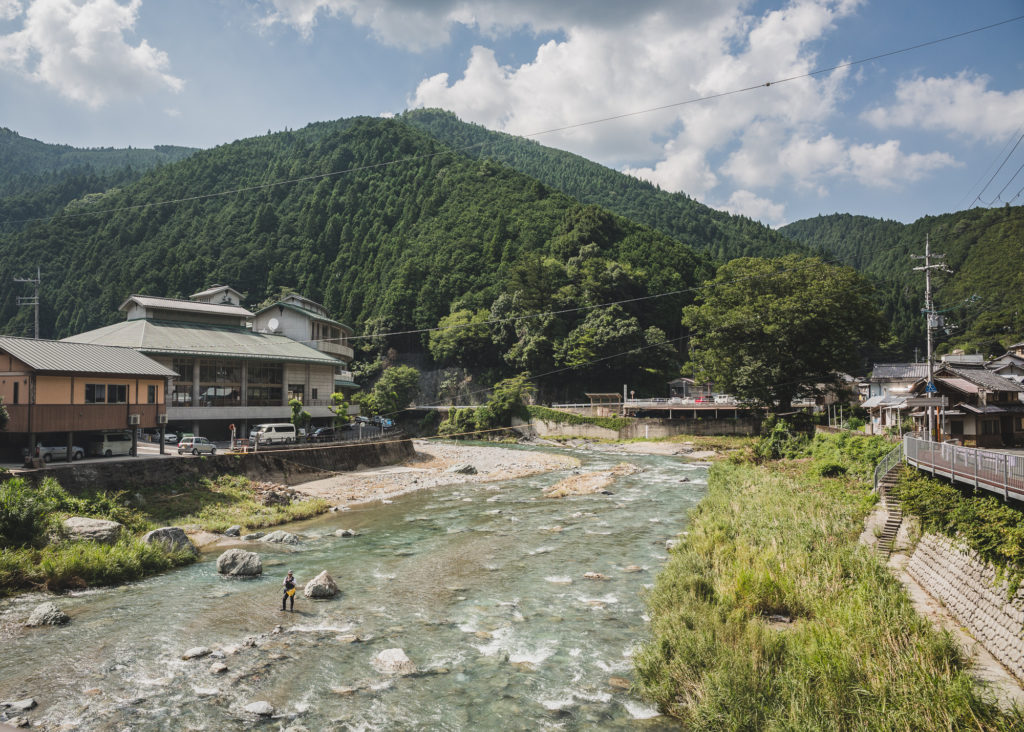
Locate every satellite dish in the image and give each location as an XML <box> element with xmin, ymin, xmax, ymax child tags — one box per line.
<box><xmin>267</xmin><ymin>317</ymin><xmax>280</xmax><ymax>332</ymax></box>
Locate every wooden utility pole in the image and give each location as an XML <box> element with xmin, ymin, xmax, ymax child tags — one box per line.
<box><xmin>911</xmin><ymin>235</ymin><xmax>950</xmax><ymax>442</ymax></box>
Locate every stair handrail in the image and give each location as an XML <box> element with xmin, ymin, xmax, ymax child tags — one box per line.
<box><xmin>873</xmin><ymin>442</ymin><xmax>904</xmax><ymax>493</ymax></box>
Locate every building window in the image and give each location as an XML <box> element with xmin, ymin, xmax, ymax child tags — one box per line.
<box><xmin>172</xmin><ymin>359</ymin><xmax>193</xmax><ymax>406</ymax></box>
<box><xmin>248</xmin><ymin>362</ymin><xmax>284</xmax><ymax>406</ymax></box>
<box><xmin>13</xmin><ymin>381</ymin><xmax>19</xmax><ymax>404</ymax></box>
<box><xmin>171</xmin><ymin>384</ymin><xmax>192</xmax><ymax>406</ymax></box>
<box><xmin>199</xmin><ymin>359</ymin><xmax>241</xmax><ymax>407</ymax></box>
<box><xmin>107</xmin><ymin>384</ymin><xmax>127</xmax><ymax>403</ymax></box>
<box><xmin>85</xmin><ymin>383</ymin><xmax>106</xmax><ymax>403</ymax></box>
<box><xmin>148</xmin><ymin>385</ymin><xmax>157</xmax><ymax>404</ymax></box>
<box><xmin>982</xmin><ymin>420</ymin><xmax>998</xmax><ymax>435</ymax></box>
<box><xmin>311</xmin><ymin>388</ymin><xmax>318</xmax><ymax>401</ymax></box>
<box><xmin>288</xmin><ymin>384</ymin><xmax>305</xmax><ymax>401</ymax></box>
<box><xmin>950</xmin><ymin>420</ymin><xmax>963</xmax><ymax>435</ymax></box>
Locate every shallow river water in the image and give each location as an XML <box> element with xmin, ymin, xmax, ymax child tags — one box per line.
<box><xmin>0</xmin><ymin>446</ymin><xmax>706</xmax><ymax>730</ymax></box>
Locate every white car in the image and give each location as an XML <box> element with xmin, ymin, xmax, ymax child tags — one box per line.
<box><xmin>36</xmin><ymin>444</ymin><xmax>85</xmax><ymax>462</ymax></box>
<box><xmin>178</xmin><ymin>436</ymin><xmax>217</xmax><ymax>455</ymax></box>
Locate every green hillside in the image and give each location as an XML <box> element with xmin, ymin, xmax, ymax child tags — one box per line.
<box><xmin>0</xmin><ymin>117</ymin><xmax>711</xmax><ymax>394</ymax></box>
<box><xmin>400</xmin><ymin>109</ymin><xmax>808</xmax><ymax>263</ymax></box>
<box><xmin>779</xmin><ymin>206</ymin><xmax>1024</xmax><ymax>355</ymax></box>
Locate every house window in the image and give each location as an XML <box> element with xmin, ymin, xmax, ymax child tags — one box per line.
<box><xmin>311</xmin><ymin>388</ymin><xmax>318</xmax><ymax>400</ymax></box>
<box><xmin>950</xmin><ymin>420</ymin><xmax>963</xmax><ymax>435</ymax></box>
<box><xmin>288</xmin><ymin>384</ymin><xmax>305</xmax><ymax>401</ymax></box>
<box><xmin>13</xmin><ymin>381</ymin><xmax>18</xmax><ymax>404</ymax></box>
<box><xmin>85</xmin><ymin>383</ymin><xmax>106</xmax><ymax>403</ymax></box>
<box><xmin>148</xmin><ymin>385</ymin><xmax>157</xmax><ymax>404</ymax></box>
<box><xmin>107</xmin><ymin>384</ymin><xmax>127</xmax><ymax>404</ymax></box>
<box><xmin>982</xmin><ymin>420</ymin><xmax>998</xmax><ymax>435</ymax></box>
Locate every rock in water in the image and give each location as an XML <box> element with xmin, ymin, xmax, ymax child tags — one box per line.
<box><xmin>142</xmin><ymin>526</ymin><xmax>198</xmax><ymax>555</ymax></box>
<box><xmin>335</xmin><ymin>528</ymin><xmax>357</xmax><ymax>537</ymax></box>
<box><xmin>241</xmin><ymin>532</ymin><xmax>265</xmax><ymax>541</ymax></box>
<box><xmin>181</xmin><ymin>647</ymin><xmax>212</xmax><ymax>660</ymax></box>
<box><xmin>223</xmin><ymin>525</ymin><xmax>242</xmax><ymax>537</ymax></box>
<box><xmin>62</xmin><ymin>516</ymin><xmax>122</xmax><ymax>544</ymax></box>
<box><xmin>216</xmin><ymin>549</ymin><xmax>263</xmax><ymax>577</ymax></box>
<box><xmin>24</xmin><ymin>602</ymin><xmax>69</xmax><ymax>627</ymax></box>
<box><xmin>2</xmin><ymin>699</ymin><xmax>37</xmax><ymax>711</ymax></box>
<box><xmin>303</xmin><ymin>570</ymin><xmax>339</xmax><ymax>598</ymax></box>
<box><xmin>372</xmin><ymin>648</ymin><xmax>416</xmax><ymax>675</ymax></box>
<box><xmin>445</xmin><ymin>463</ymin><xmax>477</xmax><ymax>474</ymax></box>
<box><xmin>260</xmin><ymin>530</ymin><xmax>300</xmax><ymax>545</ymax></box>
<box><xmin>244</xmin><ymin>701</ymin><xmax>274</xmax><ymax>716</ymax></box>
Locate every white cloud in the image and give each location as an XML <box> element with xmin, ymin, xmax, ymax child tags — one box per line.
<box><xmin>862</xmin><ymin>72</ymin><xmax>1024</xmax><ymax>143</ymax></box>
<box><xmin>721</xmin><ymin>189</ymin><xmax>786</xmax><ymax>225</ymax></box>
<box><xmin>847</xmin><ymin>140</ymin><xmax>958</xmax><ymax>187</ymax></box>
<box><xmin>0</xmin><ymin>0</ymin><xmax>23</xmax><ymax>20</ymax></box>
<box><xmin>0</xmin><ymin>0</ymin><xmax>182</xmax><ymax>108</ymax></box>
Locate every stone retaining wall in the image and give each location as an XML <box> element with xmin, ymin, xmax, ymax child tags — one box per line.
<box><xmin>907</xmin><ymin>532</ymin><xmax>1024</xmax><ymax>682</ymax></box>
<box><xmin>516</xmin><ymin>416</ymin><xmax>761</xmax><ymax>440</ymax></box>
<box><xmin>19</xmin><ymin>437</ymin><xmax>415</xmax><ymax>496</ymax></box>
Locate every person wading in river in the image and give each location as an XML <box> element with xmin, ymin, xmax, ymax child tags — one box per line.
<box><xmin>282</xmin><ymin>570</ymin><xmax>297</xmax><ymax>612</ymax></box>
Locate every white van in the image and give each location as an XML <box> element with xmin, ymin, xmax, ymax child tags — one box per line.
<box><xmin>249</xmin><ymin>423</ymin><xmax>296</xmax><ymax>445</ymax></box>
<box><xmin>89</xmin><ymin>432</ymin><xmax>134</xmax><ymax>457</ymax></box>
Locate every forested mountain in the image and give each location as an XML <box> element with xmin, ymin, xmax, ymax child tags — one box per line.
<box><xmin>779</xmin><ymin>206</ymin><xmax>1024</xmax><ymax>355</ymax></box>
<box><xmin>400</xmin><ymin>109</ymin><xmax>808</xmax><ymax>263</ymax></box>
<box><xmin>0</xmin><ymin>117</ymin><xmax>712</xmax><ymax>395</ymax></box>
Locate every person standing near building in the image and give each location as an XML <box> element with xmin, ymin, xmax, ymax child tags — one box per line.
<box><xmin>282</xmin><ymin>570</ymin><xmax>296</xmax><ymax>612</ymax></box>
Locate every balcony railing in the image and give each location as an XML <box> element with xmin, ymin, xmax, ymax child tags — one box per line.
<box><xmin>3</xmin><ymin>403</ymin><xmax>164</xmax><ymax>433</ymax></box>
<box><xmin>317</xmin><ymin>340</ymin><xmax>354</xmax><ymax>359</ymax></box>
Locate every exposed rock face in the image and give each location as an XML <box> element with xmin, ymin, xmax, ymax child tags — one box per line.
<box><xmin>216</xmin><ymin>549</ymin><xmax>263</xmax><ymax>577</ymax></box>
<box><xmin>243</xmin><ymin>701</ymin><xmax>275</xmax><ymax>716</ymax></box>
<box><xmin>303</xmin><ymin>570</ymin><xmax>339</xmax><ymax>598</ymax></box>
<box><xmin>62</xmin><ymin>516</ymin><xmax>122</xmax><ymax>544</ymax></box>
<box><xmin>372</xmin><ymin>648</ymin><xmax>416</xmax><ymax>675</ymax></box>
<box><xmin>142</xmin><ymin>527</ymin><xmax>198</xmax><ymax>555</ymax></box>
<box><xmin>260</xmin><ymin>530</ymin><xmax>300</xmax><ymax>545</ymax></box>
<box><xmin>24</xmin><ymin>602</ymin><xmax>69</xmax><ymax>627</ymax></box>
<box><xmin>446</xmin><ymin>463</ymin><xmax>477</xmax><ymax>474</ymax></box>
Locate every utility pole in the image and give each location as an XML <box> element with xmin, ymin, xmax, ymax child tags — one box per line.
<box><xmin>13</xmin><ymin>266</ymin><xmax>41</xmax><ymax>339</ymax></box>
<box><xmin>911</xmin><ymin>235</ymin><xmax>950</xmax><ymax>442</ymax></box>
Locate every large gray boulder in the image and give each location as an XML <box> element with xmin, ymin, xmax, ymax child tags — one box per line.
<box><xmin>62</xmin><ymin>517</ymin><xmax>122</xmax><ymax>544</ymax></box>
<box><xmin>445</xmin><ymin>463</ymin><xmax>477</xmax><ymax>475</ymax></box>
<box><xmin>142</xmin><ymin>527</ymin><xmax>198</xmax><ymax>555</ymax></box>
<box><xmin>243</xmin><ymin>701</ymin><xmax>275</xmax><ymax>717</ymax></box>
<box><xmin>303</xmin><ymin>570</ymin><xmax>339</xmax><ymax>599</ymax></box>
<box><xmin>24</xmin><ymin>602</ymin><xmax>68</xmax><ymax>627</ymax></box>
<box><xmin>216</xmin><ymin>549</ymin><xmax>263</xmax><ymax>577</ymax></box>
<box><xmin>260</xmin><ymin>530</ymin><xmax>300</xmax><ymax>545</ymax></box>
<box><xmin>372</xmin><ymin>648</ymin><xmax>416</xmax><ymax>675</ymax></box>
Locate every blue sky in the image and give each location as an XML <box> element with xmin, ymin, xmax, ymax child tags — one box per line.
<box><xmin>0</xmin><ymin>0</ymin><xmax>1022</xmax><ymax>226</ymax></box>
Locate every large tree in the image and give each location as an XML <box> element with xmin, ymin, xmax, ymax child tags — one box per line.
<box><xmin>682</xmin><ymin>255</ymin><xmax>885</xmax><ymax>410</ymax></box>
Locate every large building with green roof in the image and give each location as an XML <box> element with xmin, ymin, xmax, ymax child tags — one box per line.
<box><xmin>64</xmin><ymin>285</ymin><xmax>359</xmax><ymax>439</ymax></box>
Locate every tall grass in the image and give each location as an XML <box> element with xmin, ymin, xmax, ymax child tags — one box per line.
<box><xmin>635</xmin><ymin>444</ymin><xmax>1022</xmax><ymax>728</ymax></box>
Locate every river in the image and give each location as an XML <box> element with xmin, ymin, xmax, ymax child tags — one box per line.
<box><xmin>0</xmin><ymin>445</ymin><xmax>707</xmax><ymax>730</ymax></box>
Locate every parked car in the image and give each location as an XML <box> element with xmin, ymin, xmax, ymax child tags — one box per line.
<box><xmin>35</xmin><ymin>444</ymin><xmax>85</xmax><ymax>462</ymax></box>
<box><xmin>178</xmin><ymin>436</ymin><xmax>216</xmax><ymax>455</ymax></box>
<box><xmin>88</xmin><ymin>432</ymin><xmax>134</xmax><ymax>457</ymax></box>
<box><xmin>249</xmin><ymin>423</ymin><xmax>296</xmax><ymax>445</ymax></box>
<box><xmin>311</xmin><ymin>427</ymin><xmax>336</xmax><ymax>442</ymax></box>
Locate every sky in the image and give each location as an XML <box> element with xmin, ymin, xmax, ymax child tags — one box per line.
<box><xmin>0</xmin><ymin>0</ymin><xmax>1022</xmax><ymax>227</ymax></box>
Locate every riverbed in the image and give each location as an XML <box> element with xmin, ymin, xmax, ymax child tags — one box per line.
<box><xmin>0</xmin><ymin>444</ymin><xmax>707</xmax><ymax>730</ymax></box>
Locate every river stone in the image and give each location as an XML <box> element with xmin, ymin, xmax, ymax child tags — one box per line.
<box><xmin>241</xmin><ymin>532</ymin><xmax>265</xmax><ymax>540</ymax></box>
<box><xmin>260</xmin><ymin>530</ymin><xmax>300</xmax><ymax>545</ymax></box>
<box><xmin>216</xmin><ymin>549</ymin><xmax>263</xmax><ymax>577</ymax></box>
<box><xmin>223</xmin><ymin>525</ymin><xmax>242</xmax><ymax>537</ymax></box>
<box><xmin>25</xmin><ymin>601</ymin><xmax>69</xmax><ymax>627</ymax></box>
<box><xmin>244</xmin><ymin>701</ymin><xmax>275</xmax><ymax>716</ymax></box>
<box><xmin>445</xmin><ymin>463</ymin><xmax>477</xmax><ymax>474</ymax></box>
<box><xmin>1</xmin><ymin>699</ymin><xmax>37</xmax><ymax>711</ymax></box>
<box><xmin>373</xmin><ymin>648</ymin><xmax>416</xmax><ymax>675</ymax></box>
<box><xmin>142</xmin><ymin>526</ymin><xmax>198</xmax><ymax>555</ymax></box>
<box><xmin>303</xmin><ymin>570</ymin><xmax>339</xmax><ymax>598</ymax></box>
<box><xmin>209</xmin><ymin>662</ymin><xmax>228</xmax><ymax>674</ymax></box>
<box><xmin>62</xmin><ymin>516</ymin><xmax>122</xmax><ymax>544</ymax></box>
<box><xmin>335</xmin><ymin>528</ymin><xmax>357</xmax><ymax>537</ymax></box>
<box><xmin>7</xmin><ymin>716</ymin><xmax>29</xmax><ymax>728</ymax></box>
<box><xmin>182</xmin><ymin>647</ymin><xmax>212</xmax><ymax>660</ymax></box>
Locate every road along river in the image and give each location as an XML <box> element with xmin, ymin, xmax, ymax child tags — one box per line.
<box><xmin>0</xmin><ymin>445</ymin><xmax>707</xmax><ymax>730</ymax></box>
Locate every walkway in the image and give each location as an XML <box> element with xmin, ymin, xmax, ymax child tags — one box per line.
<box><xmin>903</xmin><ymin>436</ymin><xmax>1024</xmax><ymax>501</ymax></box>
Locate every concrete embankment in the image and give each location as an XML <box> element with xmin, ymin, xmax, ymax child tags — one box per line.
<box><xmin>516</xmin><ymin>416</ymin><xmax>761</xmax><ymax>440</ymax></box>
<box><xmin>16</xmin><ymin>437</ymin><xmax>414</xmax><ymax>495</ymax></box>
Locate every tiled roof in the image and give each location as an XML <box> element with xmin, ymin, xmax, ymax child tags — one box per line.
<box><xmin>63</xmin><ymin>320</ymin><xmax>341</xmax><ymax>366</ymax></box>
<box><xmin>947</xmin><ymin>366</ymin><xmax>1024</xmax><ymax>392</ymax></box>
<box><xmin>119</xmin><ymin>294</ymin><xmax>253</xmax><ymax>318</ymax></box>
<box><xmin>871</xmin><ymin>363</ymin><xmax>929</xmax><ymax>380</ymax></box>
<box><xmin>0</xmin><ymin>336</ymin><xmax>177</xmax><ymax>377</ymax></box>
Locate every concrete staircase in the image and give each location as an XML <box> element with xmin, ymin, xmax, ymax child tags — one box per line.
<box><xmin>875</xmin><ymin>464</ymin><xmax>904</xmax><ymax>559</ymax></box>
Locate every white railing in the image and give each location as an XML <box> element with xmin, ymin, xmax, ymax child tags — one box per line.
<box><xmin>904</xmin><ymin>436</ymin><xmax>1024</xmax><ymax>501</ymax></box>
<box><xmin>873</xmin><ymin>442</ymin><xmax>904</xmax><ymax>493</ymax></box>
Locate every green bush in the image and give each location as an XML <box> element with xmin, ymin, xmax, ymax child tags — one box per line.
<box><xmin>0</xmin><ymin>477</ymin><xmax>65</xmax><ymax>548</ymax></box>
<box><xmin>845</xmin><ymin>416</ymin><xmax>865</xmax><ymax>431</ymax></box>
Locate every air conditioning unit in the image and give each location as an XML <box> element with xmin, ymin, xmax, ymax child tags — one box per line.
<box><xmin>128</xmin><ymin>414</ymin><xmax>141</xmax><ymax>425</ymax></box>
<box><xmin>157</xmin><ymin>414</ymin><xmax>168</xmax><ymax>424</ymax></box>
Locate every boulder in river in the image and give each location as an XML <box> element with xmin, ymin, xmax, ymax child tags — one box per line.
<box><xmin>24</xmin><ymin>601</ymin><xmax>69</xmax><ymax>627</ymax></box>
<box><xmin>181</xmin><ymin>647</ymin><xmax>211</xmax><ymax>660</ymax></box>
<box><xmin>1</xmin><ymin>699</ymin><xmax>37</xmax><ymax>712</ymax></box>
<box><xmin>372</xmin><ymin>648</ymin><xmax>416</xmax><ymax>675</ymax></box>
<box><xmin>445</xmin><ymin>463</ymin><xmax>477</xmax><ymax>474</ymax></box>
<box><xmin>241</xmin><ymin>532</ymin><xmax>265</xmax><ymax>541</ymax></box>
<box><xmin>335</xmin><ymin>528</ymin><xmax>357</xmax><ymax>537</ymax></box>
<box><xmin>223</xmin><ymin>525</ymin><xmax>242</xmax><ymax>537</ymax></box>
<box><xmin>62</xmin><ymin>516</ymin><xmax>122</xmax><ymax>544</ymax></box>
<box><xmin>260</xmin><ymin>530</ymin><xmax>300</xmax><ymax>545</ymax></box>
<box><xmin>303</xmin><ymin>570</ymin><xmax>339</xmax><ymax>599</ymax></box>
<box><xmin>243</xmin><ymin>701</ymin><xmax>275</xmax><ymax>716</ymax></box>
<box><xmin>142</xmin><ymin>526</ymin><xmax>198</xmax><ymax>555</ymax></box>
<box><xmin>216</xmin><ymin>549</ymin><xmax>263</xmax><ymax>577</ymax></box>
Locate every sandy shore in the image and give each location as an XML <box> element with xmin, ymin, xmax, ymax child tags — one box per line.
<box><xmin>291</xmin><ymin>440</ymin><xmax>579</xmax><ymax>506</ymax></box>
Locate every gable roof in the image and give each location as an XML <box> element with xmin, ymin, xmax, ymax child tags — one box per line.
<box><xmin>934</xmin><ymin>365</ymin><xmax>1024</xmax><ymax>392</ymax></box>
<box><xmin>119</xmin><ymin>294</ymin><xmax>253</xmax><ymax>318</ymax></box>
<box><xmin>871</xmin><ymin>363</ymin><xmax>929</xmax><ymax>380</ymax></box>
<box><xmin>0</xmin><ymin>336</ymin><xmax>177</xmax><ymax>377</ymax></box>
<box><xmin>253</xmin><ymin>301</ymin><xmax>352</xmax><ymax>332</ymax></box>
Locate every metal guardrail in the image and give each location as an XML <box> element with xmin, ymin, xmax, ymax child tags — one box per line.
<box><xmin>873</xmin><ymin>442</ymin><xmax>904</xmax><ymax>493</ymax></box>
<box><xmin>903</xmin><ymin>436</ymin><xmax>1024</xmax><ymax>502</ymax></box>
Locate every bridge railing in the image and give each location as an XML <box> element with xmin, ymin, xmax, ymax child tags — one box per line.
<box><xmin>903</xmin><ymin>436</ymin><xmax>1024</xmax><ymax>502</ymax></box>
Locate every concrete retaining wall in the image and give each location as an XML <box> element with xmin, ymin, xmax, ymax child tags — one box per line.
<box><xmin>907</xmin><ymin>532</ymin><xmax>1024</xmax><ymax>682</ymax></box>
<box><xmin>516</xmin><ymin>416</ymin><xmax>761</xmax><ymax>440</ymax></box>
<box><xmin>19</xmin><ymin>437</ymin><xmax>415</xmax><ymax>495</ymax></box>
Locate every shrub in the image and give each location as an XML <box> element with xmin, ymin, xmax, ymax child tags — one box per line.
<box><xmin>0</xmin><ymin>477</ymin><xmax>66</xmax><ymax>548</ymax></box>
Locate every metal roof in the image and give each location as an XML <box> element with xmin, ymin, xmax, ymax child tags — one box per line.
<box><xmin>862</xmin><ymin>395</ymin><xmax>906</xmax><ymax>409</ymax></box>
<box><xmin>190</xmin><ymin>285</ymin><xmax>243</xmax><ymax>300</ymax></box>
<box><xmin>253</xmin><ymin>301</ymin><xmax>353</xmax><ymax>332</ymax></box>
<box><xmin>0</xmin><ymin>336</ymin><xmax>177</xmax><ymax>377</ymax></box>
<box><xmin>64</xmin><ymin>320</ymin><xmax>342</xmax><ymax>365</ymax></box>
<box><xmin>119</xmin><ymin>294</ymin><xmax>253</xmax><ymax>318</ymax></box>
<box><xmin>871</xmin><ymin>363</ymin><xmax>929</xmax><ymax>380</ymax></box>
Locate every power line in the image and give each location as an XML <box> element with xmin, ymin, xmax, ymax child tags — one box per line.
<box><xmin>2</xmin><ymin>14</ymin><xmax>1022</xmax><ymax>229</ymax></box>
<box><xmin>969</xmin><ymin>131</ymin><xmax>1024</xmax><ymax>209</ymax></box>
<box><xmin>957</xmin><ymin>123</ymin><xmax>1023</xmax><ymax>210</ymax></box>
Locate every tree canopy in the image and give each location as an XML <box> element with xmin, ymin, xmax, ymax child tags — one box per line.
<box><xmin>682</xmin><ymin>256</ymin><xmax>885</xmax><ymax>409</ymax></box>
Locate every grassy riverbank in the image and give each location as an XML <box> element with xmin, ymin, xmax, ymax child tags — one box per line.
<box><xmin>0</xmin><ymin>473</ymin><xmax>329</xmax><ymax>597</ymax></box>
<box><xmin>636</xmin><ymin>431</ymin><xmax>1023</xmax><ymax>728</ymax></box>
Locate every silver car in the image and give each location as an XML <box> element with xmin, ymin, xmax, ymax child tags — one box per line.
<box><xmin>36</xmin><ymin>444</ymin><xmax>85</xmax><ymax>462</ymax></box>
<box><xmin>177</xmin><ymin>436</ymin><xmax>217</xmax><ymax>455</ymax></box>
